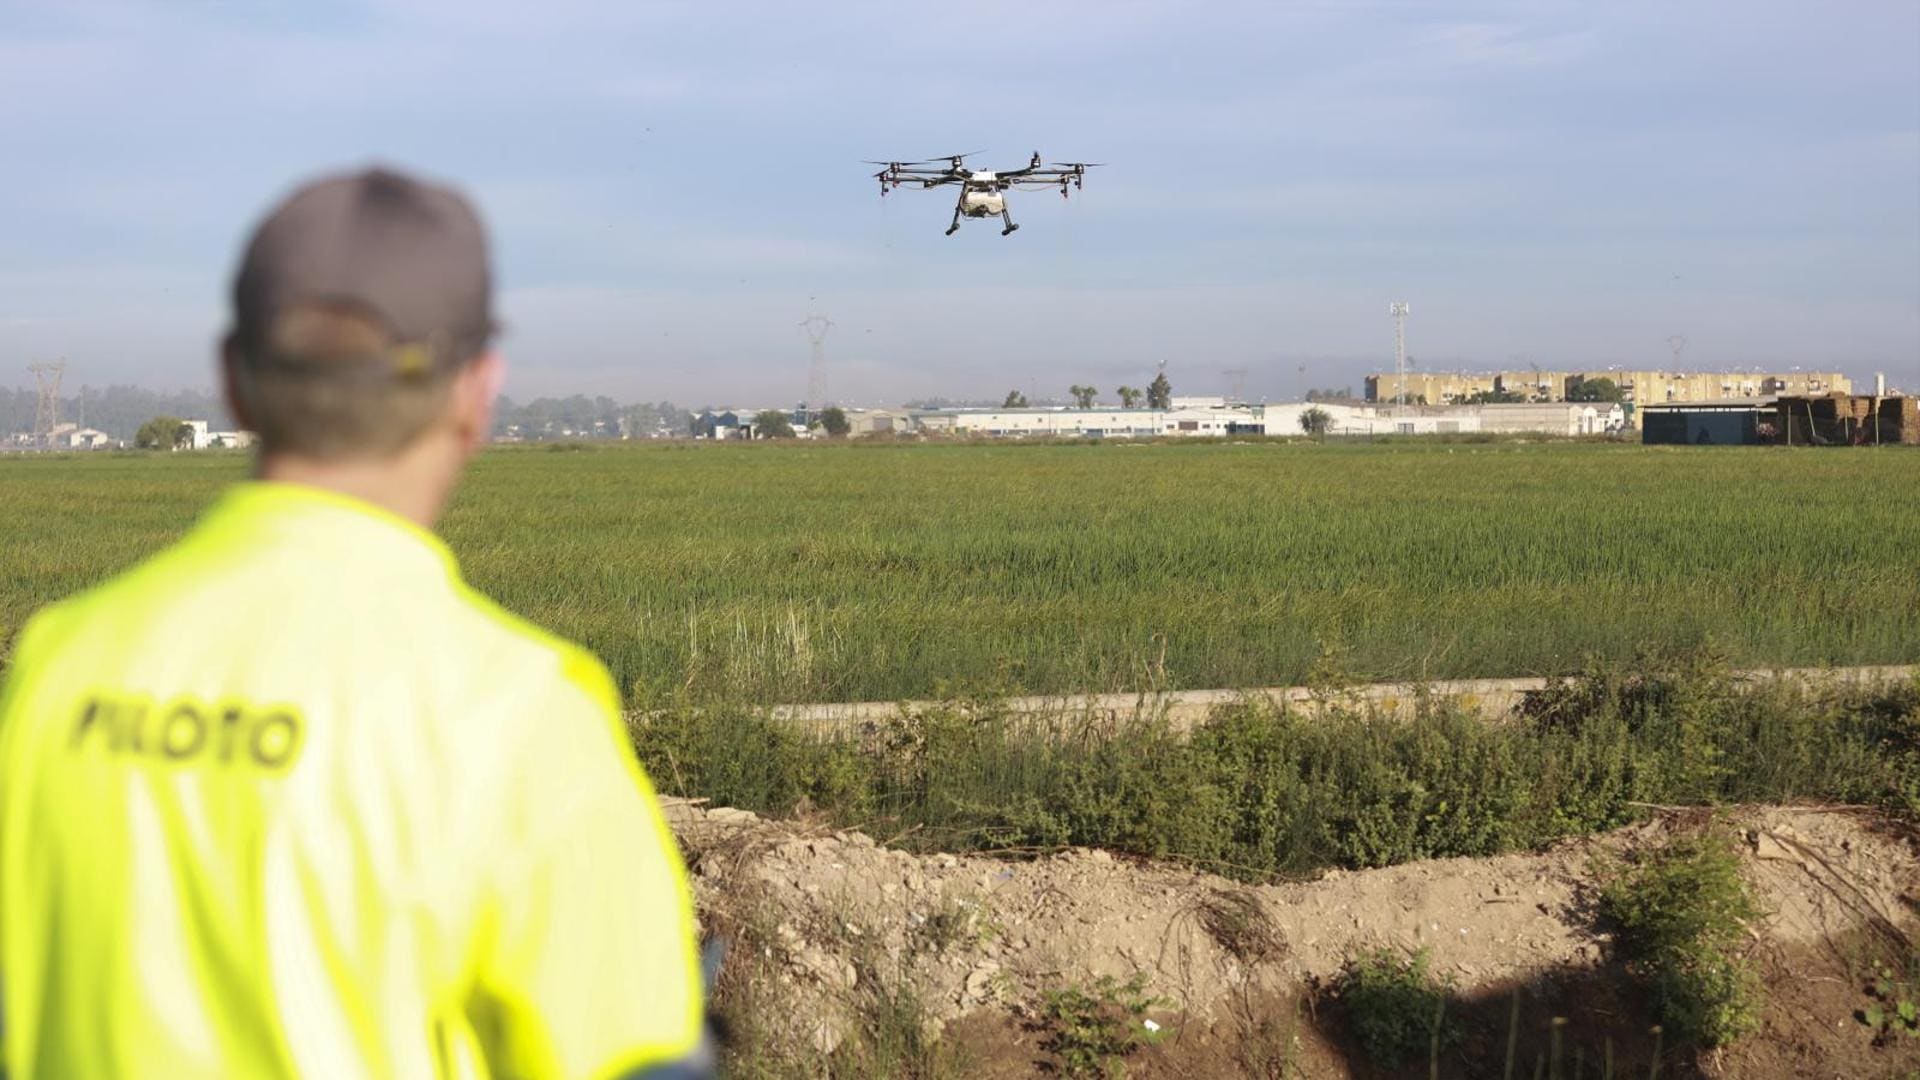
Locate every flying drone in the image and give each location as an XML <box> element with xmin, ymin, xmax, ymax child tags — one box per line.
<box><xmin>866</xmin><ymin>151</ymin><xmax>1100</xmax><ymax>236</ymax></box>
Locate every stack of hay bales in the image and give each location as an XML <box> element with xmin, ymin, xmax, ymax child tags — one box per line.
<box><xmin>1881</xmin><ymin>395</ymin><xmax>1920</xmax><ymax>445</ymax></box>
<box><xmin>1775</xmin><ymin>392</ymin><xmax>1919</xmax><ymax>445</ymax></box>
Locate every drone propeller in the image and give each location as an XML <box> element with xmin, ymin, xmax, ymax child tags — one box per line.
<box><xmin>1051</xmin><ymin>162</ymin><xmax>1105</xmax><ymax>169</ymax></box>
<box><xmin>863</xmin><ymin>152</ymin><xmax>983</xmax><ymax>168</ymax></box>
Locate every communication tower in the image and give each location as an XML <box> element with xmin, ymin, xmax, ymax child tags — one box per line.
<box><xmin>799</xmin><ymin>314</ymin><xmax>833</xmax><ymax>410</ymax></box>
<box><xmin>1221</xmin><ymin>368</ymin><xmax>1248</xmax><ymax>403</ymax></box>
<box><xmin>1389</xmin><ymin>302</ymin><xmax>1410</xmax><ymax>405</ymax></box>
<box><xmin>28</xmin><ymin>360</ymin><xmax>66</xmax><ymax>448</ymax></box>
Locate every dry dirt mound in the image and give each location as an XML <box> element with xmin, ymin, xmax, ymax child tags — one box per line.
<box><xmin>668</xmin><ymin>801</ymin><xmax>1920</xmax><ymax>1076</ymax></box>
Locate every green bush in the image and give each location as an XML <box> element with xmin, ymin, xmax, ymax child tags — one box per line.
<box><xmin>1597</xmin><ymin>828</ymin><xmax>1764</xmax><ymax>1047</ymax></box>
<box><xmin>1334</xmin><ymin>947</ymin><xmax>1451</xmax><ymax>1067</ymax></box>
<box><xmin>632</xmin><ymin>662</ymin><xmax>1920</xmax><ymax>883</ymax></box>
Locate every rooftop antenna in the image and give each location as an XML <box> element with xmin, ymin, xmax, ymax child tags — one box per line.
<box><xmin>1667</xmin><ymin>334</ymin><xmax>1687</xmax><ymax>370</ymax></box>
<box><xmin>800</xmin><ymin>314</ymin><xmax>833</xmax><ymax>409</ymax></box>
<box><xmin>28</xmin><ymin>359</ymin><xmax>66</xmax><ymax>449</ymax></box>
<box><xmin>1389</xmin><ymin>302</ymin><xmax>1410</xmax><ymax>405</ymax></box>
<box><xmin>1222</xmin><ymin>367</ymin><xmax>1248</xmax><ymax>403</ymax></box>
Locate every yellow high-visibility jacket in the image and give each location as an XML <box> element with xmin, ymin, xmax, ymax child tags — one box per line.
<box><xmin>0</xmin><ymin>482</ymin><xmax>702</xmax><ymax>1078</ymax></box>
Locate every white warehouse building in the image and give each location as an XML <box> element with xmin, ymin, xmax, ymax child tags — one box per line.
<box><xmin>913</xmin><ymin>402</ymin><xmax>1372</xmax><ymax>438</ymax></box>
<box><xmin>1349</xmin><ymin>402</ymin><xmax>1625</xmax><ymax>437</ymax></box>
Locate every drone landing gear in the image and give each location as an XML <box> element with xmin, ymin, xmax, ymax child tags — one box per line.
<box><xmin>1000</xmin><ymin>209</ymin><xmax>1019</xmax><ymax>237</ymax></box>
<box><xmin>946</xmin><ymin>200</ymin><xmax>963</xmax><ymax>236</ymax></box>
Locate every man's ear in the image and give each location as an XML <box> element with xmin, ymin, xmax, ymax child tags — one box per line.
<box><xmin>219</xmin><ymin>333</ymin><xmax>257</xmax><ymax>432</ymax></box>
<box><xmin>453</xmin><ymin>350</ymin><xmax>506</xmax><ymax>452</ymax></box>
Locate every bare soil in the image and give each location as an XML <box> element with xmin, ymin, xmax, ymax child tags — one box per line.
<box><xmin>670</xmin><ymin>801</ymin><xmax>1920</xmax><ymax>1077</ymax></box>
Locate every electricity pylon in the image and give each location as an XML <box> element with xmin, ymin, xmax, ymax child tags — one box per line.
<box><xmin>800</xmin><ymin>314</ymin><xmax>833</xmax><ymax>410</ymax></box>
<box><xmin>28</xmin><ymin>360</ymin><xmax>66</xmax><ymax>448</ymax></box>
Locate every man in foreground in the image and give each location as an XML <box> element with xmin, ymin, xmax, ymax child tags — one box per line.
<box><xmin>0</xmin><ymin>167</ymin><xmax>707</xmax><ymax>1077</ymax></box>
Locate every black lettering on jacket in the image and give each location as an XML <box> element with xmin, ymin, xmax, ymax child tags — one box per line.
<box><xmin>70</xmin><ymin>694</ymin><xmax>304</xmax><ymax>772</ymax></box>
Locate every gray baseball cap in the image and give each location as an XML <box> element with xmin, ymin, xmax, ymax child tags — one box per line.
<box><xmin>230</xmin><ymin>166</ymin><xmax>495</xmax><ymax>377</ymax></box>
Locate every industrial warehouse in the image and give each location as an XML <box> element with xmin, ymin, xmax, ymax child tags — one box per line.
<box><xmin>1361</xmin><ymin>368</ymin><xmax>1851</xmax><ymax>405</ymax></box>
<box><xmin>1642</xmin><ymin>385</ymin><xmax>1920</xmax><ymax>446</ymax></box>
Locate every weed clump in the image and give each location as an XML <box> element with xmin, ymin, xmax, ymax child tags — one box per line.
<box><xmin>1037</xmin><ymin>974</ymin><xmax>1162</xmax><ymax>1078</ymax></box>
<box><xmin>1597</xmin><ymin>827</ymin><xmax>1764</xmax><ymax>1047</ymax></box>
<box><xmin>1332</xmin><ymin>947</ymin><xmax>1452</xmax><ymax>1068</ymax></box>
<box><xmin>1859</xmin><ymin>959</ymin><xmax>1920</xmax><ymax>1045</ymax></box>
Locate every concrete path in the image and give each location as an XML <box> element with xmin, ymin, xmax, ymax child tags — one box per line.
<box><xmin>764</xmin><ymin>664</ymin><xmax>1916</xmax><ymax>732</ymax></box>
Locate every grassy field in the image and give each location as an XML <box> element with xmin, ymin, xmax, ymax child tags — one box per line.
<box><xmin>1</xmin><ymin>439</ymin><xmax>1916</xmax><ymax>702</ymax></box>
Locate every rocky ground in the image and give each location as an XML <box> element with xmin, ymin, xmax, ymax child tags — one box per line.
<box><xmin>668</xmin><ymin>800</ymin><xmax>1920</xmax><ymax>1078</ymax></box>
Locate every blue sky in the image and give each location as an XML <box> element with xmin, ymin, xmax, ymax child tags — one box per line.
<box><xmin>2</xmin><ymin>0</ymin><xmax>1916</xmax><ymax>404</ymax></box>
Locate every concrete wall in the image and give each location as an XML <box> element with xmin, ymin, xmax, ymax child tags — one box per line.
<box><xmin>1474</xmin><ymin>403</ymin><xmax>1625</xmax><ymax>435</ymax></box>
<box><xmin>1335</xmin><ymin>409</ymin><xmax>1484</xmax><ymax>436</ymax></box>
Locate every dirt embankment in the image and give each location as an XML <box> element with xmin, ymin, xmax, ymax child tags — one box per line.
<box><xmin>670</xmin><ymin>801</ymin><xmax>1920</xmax><ymax>1077</ymax></box>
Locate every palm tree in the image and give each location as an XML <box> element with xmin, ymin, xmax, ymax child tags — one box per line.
<box><xmin>1116</xmin><ymin>386</ymin><xmax>1143</xmax><ymax>408</ymax></box>
<box><xmin>1069</xmin><ymin>385</ymin><xmax>1098</xmax><ymax>409</ymax></box>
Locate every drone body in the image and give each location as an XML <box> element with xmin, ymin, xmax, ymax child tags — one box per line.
<box><xmin>867</xmin><ymin>153</ymin><xmax>1099</xmax><ymax>236</ymax></box>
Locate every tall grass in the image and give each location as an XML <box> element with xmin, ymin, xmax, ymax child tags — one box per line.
<box><xmin>1</xmin><ymin>440</ymin><xmax>1915</xmax><ymax>701</ymax></box>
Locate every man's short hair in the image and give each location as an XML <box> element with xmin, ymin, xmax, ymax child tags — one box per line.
<box><xmin>225</xmin><ymin>167</ymin><xmax>495</xmax><ymax>460</ymax></box>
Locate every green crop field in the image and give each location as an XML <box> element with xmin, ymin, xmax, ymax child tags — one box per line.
<box><xmin>2</xmin><ymin>440</ymin><xmax>1916</xmax><ymax>703</ymax></box>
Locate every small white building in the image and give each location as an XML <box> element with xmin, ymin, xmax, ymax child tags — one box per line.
<box><xmin>844</xmin><ymin>408</ymin><xmax>907</xmax><ymax>437</ymax></box>
<box><xmin>64</xmin><ymin>427</ymin><xmax>115</xmax><ymax>449</ymax></box>
<box><xmin>1261</xmin><ymin>403</ymin><xmax>1372</xmax><ymax>436</ymax></box>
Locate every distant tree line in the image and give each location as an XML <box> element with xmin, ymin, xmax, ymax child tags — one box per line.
<box><xmin>0</xmin><ymin>384</ymin><xmax>708</xmax><ymax>444</ymax></box>
<box><xmin>1566</xmin><ymin>377</ymin><xmax>1624</xmax><ymax>403</ymax></box>
<box><xmin>1305</xmin><ymin>387</ymin><xmax>1361</xmax><ymax>404</ymax></box>
<box><xmin>0</xmin><ymin>385</ymin><xmax>231</xmax><ymax>442</ymax></box>
<box><xmin>1002</xmin><ymin>372</ymin><xmax>1174</xmax><ymax>411</ymax></box>
<box><xmin>490</xmin><ymin>395</ymin><xmax>689</xmax><ymax>440</ymax></box>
